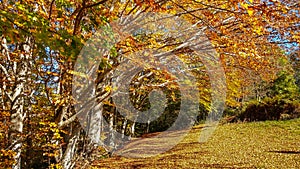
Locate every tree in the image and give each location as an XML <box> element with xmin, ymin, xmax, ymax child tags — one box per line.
<box><xmin>290</xmin><ymin>51</ymin><xmax>300</xmax><ymax>88</ymax></box>
<box><xmin>1</xmin><ymin>0</ymin><xmax>299</xmax><ymax>168</ymax></box>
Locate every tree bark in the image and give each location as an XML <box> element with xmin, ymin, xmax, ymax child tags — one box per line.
<box><xmin>61</xmin><ymin>125</ymin><xmax>81</xmax><ymax>169</ymax></box>
<box><xmin>108</xmin><ymin>112</ymin><xmax>115</xmax><ymax>149</ymax></box>
<box><xmin>1</xmin><ymin>37</ymin><xmax>33</xmax><ymax>169</ymax></box>
<box><xmin>121</xmin><ymin>119</ymin><xmax>128</xmax><ymax>139</ymax></box>
<box><xmin>88</xmin><ymin>102</ymin><xmax>103</xmax><ymax>146</ymax></box>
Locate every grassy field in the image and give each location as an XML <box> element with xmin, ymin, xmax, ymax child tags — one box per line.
<box><xmin>89</xmin><ymin>118</ymin><xmax>300</xmax><ymax>169</ymax></box>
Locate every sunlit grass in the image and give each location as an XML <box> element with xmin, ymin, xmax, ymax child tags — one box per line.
<box><xmin>89</xmin><ymin>118</ymin><xmax>300</xmax><ymax>168</ymax></box>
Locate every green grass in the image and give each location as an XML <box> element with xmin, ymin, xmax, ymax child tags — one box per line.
<box><xmin>89</xmin><ymin>118</ymin><xmax>300</xmax><ymax>168</ymax></box>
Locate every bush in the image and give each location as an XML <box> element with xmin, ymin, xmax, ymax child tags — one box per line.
<box><xmin>238</xmin><ymin>97</ymin><xmax>300</xmax><ymax>122</ymax></box>
<box><xmin>237</xmin><ymin>70</ymin><xmax>300</xmax><ymax>122</ymax></box>
<box><xmin>220</xmin><ymin>107</ymin><xmax>240</xmax><ymax>123</ymax></box>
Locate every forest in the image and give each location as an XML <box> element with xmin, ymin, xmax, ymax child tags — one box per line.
<box><xmin>0</xmin><ymin>0</ymin><xmax>299</xmax><ymax>168</ymax></box>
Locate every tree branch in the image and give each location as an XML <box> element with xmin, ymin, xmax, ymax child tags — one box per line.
<box><xmin>48</xmin><ymin>0</ymin><xmax>56</xmax><ymax>20</ymax></box>
<box><xmin>73</xmin><ymin>0</ymin><xmax>109</xmax><ymax>35</ymax></box>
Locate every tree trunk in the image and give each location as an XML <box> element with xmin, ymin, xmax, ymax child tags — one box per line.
<box><xmin>88</xmin><ymin>102</ymin><xmax>103</xmax><ymax>146</ymax></box>
<box><xmin>108</xmin><ymin>112</ymin><xmax>115</xmax><ymax>149</ymax></box>
<box><xmin>61</xmin><ymin>125</ymin><xmax>81</xmax><ymax>169</ymax></box>
<box><xmin>1</xmin><ymin>37</ymin><xmax>33</xmax><ymax>169</ymax></box>
<box><xmin>130</xmin><ymin>115</ymin><xmax>138</xmax><ymax>139</ymax></box>
<box><xmin>146</xmin><ymin>120</ymin><xmax>150</xmax><ymax>134</ymax></box>
<box><xmin>121</xmin><ymin>119</ymin><xmax>128</xmax><ymax>139</ymax></box>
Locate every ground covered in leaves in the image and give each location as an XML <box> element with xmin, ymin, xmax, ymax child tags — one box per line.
<box><xmin>88</xmin><ymin>118</ymin><xmax>300</xmax><ymax>168</ymax></box>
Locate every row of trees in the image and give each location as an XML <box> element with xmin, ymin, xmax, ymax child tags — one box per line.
<box><xmin>0</xmin><ymin>0</ymin><xmax>299</xmax><ymax>168</ymax></box>
<box><xmin>224</xmin><ymin>69</ymin><xmax>300</xmax><ymax>122</ymax></box>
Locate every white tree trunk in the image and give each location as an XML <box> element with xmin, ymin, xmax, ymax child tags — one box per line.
<box><xmin>121</xmin><ymin>119</ymin><xmax>127</xmax><ymax>139</ymax></box>
<box><xmin>146</xmin><ymin>120</ymin><xmax>150</xmax><ymax>134</ymax></box>
<box><xmin>108</xmin><ymin>112</ymin><xmax>115</xmax><ymax>148</ymax></box>
<box><xmin>127</xmin><ymin>114</ymin><xmax>138</xmax><ymax>140</ymax></box>
<box><xmin>1</xmin><ymin>37</ymin><xmax>33</xmax><ymax>169</ymax></box>
<box><xmin>61</xmin><ymin>126</ymin><xmax>80</xmax><ymax>169</ymax></box>
<box><xmin>88</xmin><ymin>103</ymin><xmax>103</xmax><ymax>145</ymax></box>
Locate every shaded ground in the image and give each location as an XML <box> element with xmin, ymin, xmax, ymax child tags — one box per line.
<box><xmin>87</xmin><ymin>118</ymin><xmax>300</xmax><ymax>168</ymax></box>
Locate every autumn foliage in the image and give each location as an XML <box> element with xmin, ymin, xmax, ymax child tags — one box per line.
<box><xmin>0</xmin><ymin>0</ymin><xmax>299</xmax><ymax>168</ymax></box>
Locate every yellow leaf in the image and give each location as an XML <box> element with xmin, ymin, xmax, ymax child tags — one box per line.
<box><xmin>39</xmin><ymin>122</ymin><xmax>46</xmax><ymax>125</ymax></box>
<box><xmin>241</xmin><ymin>3</ymin><xmax>248</xmax><ymax>9</ymax></box>
<box><xmin>254</xmin><ymin>26</ymin><xmax>263</xmax><ymax>35</ymax></box>
<box><xmin>105</xmin><ymin>86</ymin><xmax>112</xmax><ymax>92</ymax></box>
<box><xmin>247</xmin><ymin>7</ymin><xmax>254</xmax><ymax>16</ymax></box>
<box><xmin>67</xmin><ymin>70</ymin><xmax>88</xmax><ymax>78</ymax></box>
<box><xmin>57</xmin><ymin>18</ymin><xmax>64</xmax><ymax>22</ymax></box>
